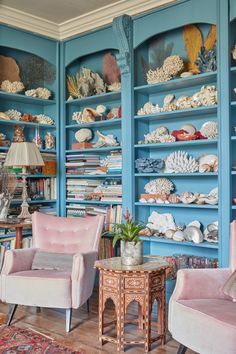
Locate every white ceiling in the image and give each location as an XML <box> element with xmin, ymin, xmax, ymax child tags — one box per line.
<box><xmin>0</xmin><ymin>0</ymin><xmax>121</xmax><ymax>23</ymax></box>
<box><xmin>0</xmin><ymin>0</ymin><xmax>175</xmax><ymax>39</ymax></box>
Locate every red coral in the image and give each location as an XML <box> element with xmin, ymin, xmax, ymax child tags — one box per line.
<box><xmin>171</xmin><ymin>129</ymin><xmax>188</xmax><ymax>140</ymax></box>
<box><xmin>195</xmin><ymin>131</ymin><xmax>207</xmax><ymax>139</ymax></box>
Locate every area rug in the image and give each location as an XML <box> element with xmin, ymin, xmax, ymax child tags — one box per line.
<box><xmin>0</xmin><ymin>325</ymin><xmax>83</xmax><ymax>353</ymax></box>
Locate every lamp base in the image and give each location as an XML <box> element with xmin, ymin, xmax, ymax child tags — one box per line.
<box><xmin>18</xmin><ymin>171</ymin><xmax>31</xmax><ymax>220</ymax></box>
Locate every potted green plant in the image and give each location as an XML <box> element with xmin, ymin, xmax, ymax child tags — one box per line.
<box><xmin>109</xmin><ymin>209</ymin><xmax>144</xmax><ymax>266</ymax></box>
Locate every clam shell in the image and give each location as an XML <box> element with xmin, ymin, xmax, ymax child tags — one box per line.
<box><xmin>188</xmin><ymin>220</ymin><xmax>201</xmax><ymax>229</ymax></box>
<box><xmin>173</xmin><ymin>230</ymin><xmax>185</xmax><ymax>242</ymax></box>
<box><xmin>165</xmin><ymin>229</ymin><xmax>175</xmax><ymax>239</ymax></box>
<box><xmin>164</xmin><ymin>94</ymin><xmax>175</xmax><ymax>106</ymax></box>
<box><xmin>198</xmin><ymin>154</ymin><xmax>218</xmax><ymax>166</ymax></box>
<box><xmin>184</xmin><ymin>226</ymin><xmax>203</xmax><ymax>243</ymax></box>
<box><xmin>181</xmin><ymin>123</ymin><xmax>196</xmax><ymax>135</ymax></box>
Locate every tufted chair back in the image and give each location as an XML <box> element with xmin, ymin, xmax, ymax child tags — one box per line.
<box><xmin>230</xmin><ymin>220</ymin><xmax>236</xmax><ymax>271</ymax></box>
<box><xmin>32</xmin><ymin>212</ymin><xmax>104</xmax><ymax>254</ymax></box>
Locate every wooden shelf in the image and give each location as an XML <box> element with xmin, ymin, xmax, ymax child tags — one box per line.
<box><xmin>135</xmin><ymin>139</ymin><xmax>217</xmax><ymax>149</ymax></box>
<box><xmin>66</xmin><ymin>119</ymin><xmax>121</xmax><ymax>129</ymax></box>
<box><xmin>140</xmin><ymin>236</ymin><xmax>218</xmax><ymax>249</ymax></box>
<box><xmin>134</xmin><ymin>105</ymin><xmax>217</xmax><ymax>122</ymax></box>
<box><xmin>135</xmin><ymin>202</ymin><xmax>218</xmax><ymax>209</ymax></box>
<box><xmin>66</xmin><ymin>146</ymin><xmax>122</xmax><ymax>153</ymax></box>
<box><xmin>135</xmin><ymin>172</ymin><xmax>218</xmax><ymax>177</ymax></box>
<box><xmin>0</xmin><ymin>119</ymin><xmax>56</xmax><ymax>129</ymax></box>
<box><xmin>0</xmin><ymin>91</ymin><xmax>56</xmax><ymax>106</ymax></box>
<box><xmin>134</xmin><ymin>72</ymin><xmax>217</xmax><ymax>94</ymax></box>
<box><xmin>66</xmin><ymin>174</ymin><xmax>122</xmax><ymax>178</ymax></box>
<box><xmin>66</xmin><ymin>199</ymin><xmax>122</xmax><ymax>205</ymax></box>
<box><xmin>66</xmin><ymin>92</ymin><xmax>121</xmax><ymax>106</ymax></box>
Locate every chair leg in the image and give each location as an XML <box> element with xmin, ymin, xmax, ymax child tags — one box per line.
<box><xmin>36</xmin><ymin>307</ymin><xmax>41</xmax><ymax>313</ymax></box>
<box><xmin>7</xmin><ymin>304</ymin><xmax>18</xmax><ymax>326</ymax></box>
<box><xmin>86</xmin><ymin>299</ymin><xmax>90</xmax><ymax>313</ymax></box>
<box><xmin>66</xmin><ymin>308</ymin><xmax>72</xmax><ymax>333</ymax></box>
<box><xmin>177</xmin><ymin>344</ymin><xmax>188</xmax><ymax>354</ymax></box>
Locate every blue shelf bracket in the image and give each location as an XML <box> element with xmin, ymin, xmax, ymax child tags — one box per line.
<box><xmin>113</xmin><ymin>15</ymin><xmax>135</xmax><ymax>216</ymax></box>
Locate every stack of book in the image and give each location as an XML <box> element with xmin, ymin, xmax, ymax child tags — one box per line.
<box><xmin>37</xmin><ymin>205</ymin><xmax>57</xmax><ymax>215</ymax></box>
<box><xmin>103</xmin><ymin>150</ymin><xmax>122</xmax><ymax>174</ymax></box>
<box><xmin>66</xmin><ymin>154</ymin><xmax>102</xmax><ymax>175</ymax></box>
<box><xmin>66</xmin><ymin>204</ymin><xmax>122</xmax><ymax>231</ymax></box>
<box><xmin>94</xmin><ymin>179</ymin><xmax>122</xmax><ymax>203</ymax></box>
<box><xmin>28</xmin><ymin>178</ymin><xmax>56</xmax><ymax>200</ymax></box>
<box><xmin>66</xmin><ymin>179</ymin><xmax>101</xmax><ymax>200</ymax></box>
<box><xmin>0</xmin><ymin>152</ymin><xmax>7</xmax><ymax>168</ymax></box>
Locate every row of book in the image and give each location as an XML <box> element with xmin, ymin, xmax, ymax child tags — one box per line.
<box><xmin>66</xmin><ymin>151</ymin><xmax>122</xmax><ymax>175</ymax></box>
<box><xmin>66</xmin><ymin>204</ymin><xmax>122</xmax><ymax>232</ymax></box>
<box><xmin>28</xmin><ymin>178</ymin><xmax>57</xmax><ymax>201</ymax></box>
<box><xmin>66</xmin><ymin>178</ymin><xmax>122</xmax><ymax>203</ymax></box>
<box><xmin>99</xmin><ymin>237</ymin><xmax>120</xmax><ymax>259</ymax></box>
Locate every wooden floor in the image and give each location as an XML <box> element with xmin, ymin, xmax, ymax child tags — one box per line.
<box><xmin>0</xmin><ymin>291</ymin><xmax>196</xmax><ymax>354</ymax></box>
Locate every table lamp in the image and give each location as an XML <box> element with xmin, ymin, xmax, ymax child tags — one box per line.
<box><xmin>4</xmin><ymin>126</ymin><xmax>44</xmax><ymax>219</ymax></box>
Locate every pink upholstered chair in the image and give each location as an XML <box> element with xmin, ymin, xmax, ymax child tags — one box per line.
<box><xmin>0</xmin><ymin>212</ymin><xmax>104</xmax><ymax>332</ymax></box>
<box><xmin>168</xmin><ymin>221</ymin><xmax>236</xmax><ymax>354</ymax></box>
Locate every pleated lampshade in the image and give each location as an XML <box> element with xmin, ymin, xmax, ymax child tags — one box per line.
<box><xmin>4</xmin><ymin>142</ymin><xmax>44</xmax><ymax>167</ymax></box>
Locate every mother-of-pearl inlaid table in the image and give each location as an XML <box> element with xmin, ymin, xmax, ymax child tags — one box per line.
<box><xmin>95</xmin><ymin>256</ymin><xmax>170</xmax><ymax>352</ymax></box>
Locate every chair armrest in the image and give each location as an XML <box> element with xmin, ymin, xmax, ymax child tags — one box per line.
<box><xmin>71</xmin><ymin>251</ymin><xmax>98</xmax><ymax>308</ymax></box>
<box><xmin>1</xmin><ymin>248</ymin><xmax>37</xmax><ymax>275</ymax></box>
<box><xmin>171</xmin><ymin>268</ymin><xmax>231</xmax><ymax>301</ymax></box>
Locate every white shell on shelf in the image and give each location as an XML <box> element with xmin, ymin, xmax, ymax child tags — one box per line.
<box><xmin>144</xmin><ymin>178</ymin><xmax>174</xmax><ymax>194</ymax></box>
<box><xmin>181</xmin><ymin>123</ymin><xmax>196</xmax><ymax>135</ymax></box>
<box><xmin>184</xmin><ymin>226</ymin><xmax>204</xmax><ymax>243</ymax></box>
<box><xmin>188</xmin><ymin>220</ymin><xmax>201</xmax><ymax>229</ymax></box>
<box><xmin>173</xmin><ymin>230</ymin><xmax>185</xmax><ymax>242</ymax></box>
<box><xmin>75</xmin><ymin>128</ymin><xmax>92</xmax><ymax>143</ymax></box>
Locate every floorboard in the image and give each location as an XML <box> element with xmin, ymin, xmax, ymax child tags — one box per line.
<box><xmin>0</xmin><ymin>291</ymin><xmax>196</xmax><ymax>354</ymax></box>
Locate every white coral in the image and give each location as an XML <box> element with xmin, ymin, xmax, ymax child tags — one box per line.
<box><xmin>36</xmin><ymin>87</ymin><xmax>51</xmax><ymax>99</ymax></box>
<box><xmin>144</xmin><ymin>126</ymin><xmax>168</xmax><ymax>144</ymax></box>
<box><xmin>146</xmin><ymin>67</ymin><xmax>171</xmax><ymax>84</ymax></box>
<box><xmin>25</xmin><ymin>89</ymin><xmax>37</xmax><ymax>97</ymax></box>
<box><xmin>35</xmin><ymin>114</ymin><xmax>54</xmax><ymax>125</ymax></box>
<box><xmin>162</xmin><ymin>55</ymin><xmax>184</xmax><ymax>77</ymax></box>
<box><xmin>165</xmin><ymin>151</ymin><xmax>199</xmax><ymax>173</ymax></box>
<box><xmin>1</xmin><ymin>80</ymin><xmax>24</xmax><ymax>93</ymax></box>
<box><xmin>159</xmin><ymin>134</ymin><xmax>176</xmax><ymax>143</ymax></box>
<box><xmin>144</xmin><ymin>178</ymin><xmax>174</xmax><ymax>194</ymax></box>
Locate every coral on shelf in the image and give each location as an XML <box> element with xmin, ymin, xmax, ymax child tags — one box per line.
<box><xmin>25</xmin><ymin>87</ymin><xmax>51</xmax><ymax>100</ymax></box>
<box><xmin>135</xmin><ymin>158</ymin><xmax>164</xmax><ymax>173</ymax></box>
<box><xmin>146</xmin><ymin>55</ymin><xmax>184</xmax><ymax>84</ymax></box>
<box><xmin>1</xmin><ymin>80</ymin><xmax>24</xmax><ymax>93</ymax></box>
<box><xmin>165</xmin><ymin>151</ymin><xmax>199</xmax><ymax>173</ymax></box>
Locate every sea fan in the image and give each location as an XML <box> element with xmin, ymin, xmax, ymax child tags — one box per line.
<box><xmin>102</xmin><ymin>53</ymin><xmax>121</xmax><ymax>85</ymax></box>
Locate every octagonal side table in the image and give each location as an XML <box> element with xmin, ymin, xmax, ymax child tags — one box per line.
<box><xmin>95</xmin><ymin>256</ymin><xmax>170</xmax><ymax>353</ymax></box>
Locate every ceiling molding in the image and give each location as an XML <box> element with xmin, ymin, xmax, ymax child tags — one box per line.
<box><xmin>59</xmin><ymin>0</ymin><xmax>175</xmax><ymax>40</ymax></box>
<box><xmin>0</xmin><ymin>5</ymin><xmax>59</xmax><ymax>39</ymax></box>
<box><xmin>0</xmin><ymin>0</ymin><xmax>175</xmax><ymax>41</ymax></box>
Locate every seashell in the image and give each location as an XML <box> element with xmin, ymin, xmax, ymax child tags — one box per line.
<box><xmin>144</xmin><ymin>178</ymin><xmax>174</xmax><ymax>195</ymax></box>
<box><xmin>173</xmin><ymin>230</ymin><xmax>185</xmax><ymax>242</ymax></box>
<box><xmin>163</xmin><ymin>94</ymin><xmax>175</xmax><ymax>106</ymax></box>
<box><xmin>35</xmin><ymin>87</ymin><xmax>51</xmax><ymax>99</ymax></box>
<box><xmin>107</xmin><ymin>107</ymin><xmax>119</xmax><ymax>119</ymax></box>
<box><xmin>198</xmin><ymin>154</ymin><xmax>218</xmax><ymax>172</ymax></box>
<box><xmin>180</xmin><ymin>192</ymin><xmax>196</xmax><ymax>204</ymax></box>
<box><xmin>75</xmin><ymin>128</ymin><xmax>92</xmax><ymax>143</ymax></box>
<box><xmin>155</xmin><ymin>198</ymin><xmax>165</xmax><ymax>204</ymax></box>
<box><xmin>176</xmin><ymin>133</ymin><xmax>197</xmax><ymax>141</ymax></box>
<box><xmin>147</xmin><ymin>198</ymin><xmax>155</xmax><ymax>203</ymax></box>
<box><xmin>165</xmin><ymin>151</ymin><xmax>199</xmax><ymax>173</ymax></box>
<box><xmin>162</xmin><ymin>55</ymin><xmax>184</xmax><ymax>77</ymax></box>
<box><xmin>147</xmin><ymin>211</ymin><xmax>176</xmax><ymax>234</ymax></box>
<box><xmin>139</xmin><ymin>228</ymin><xmax>152</xmax><ymax>237</ymax></box>
<box><xmin>188</xmin><ymin>220</ymin><xmax>201</xmax><ymax>229</ymax></box>
<box><xmin>5</xmin><ymin>109</ymin><xmax>22</xmax><ymax>121</ymax></box>
<box><xmin>96</xmin><ymin>105</ymin><xmax>106</xmax><ymax>114</ymax></box>
<box><xmin>200</xmin><ymin>121</ymin><xmax>218</xmax><ymax>139</ymax></box>
<box><xmin>181</xmin><ymin>124</ymin><xmax>196</xmax><ymax>135</ymax></box>
<box><xmin>139</xmin><ymin>198</ymin><xmax>147</xmax><ymax>203</ymax></box>
<box><xmin>165</xmin><ymin>229</ymin><xmax>175</xmax><ymax>239</ymax></box>
<box><xmin>159</xmin><ymin>134</ymin><xmax>176</xmax><ymax>143</ymax></box>
<box><xmin>199</xmin><ymin>164</ymin><xmax>211</xmax><ymax>173</ymax></box>
<box><xmin>168</xmin><ymin>193</ymin><xmax>180</xmax><ymax>204</ymax></box>
<box><xmin>204</xmin><ymin>221</ymin><xmax>218</xmax><ymax>243</ymax></box>
<box><xmin>176</xmin><ymin>96</ymin><xmax>192</xmax><ymax>110</ymax></box>
<box><xmin>180</xmin><ymin>72</ymin><xmax>193</xmax><ymax>78</ymax></box>
<box><xmin>93</xmin><ymin>130</ymin><xmax>119</xmax><ymax>148</ymax></box>
<box><xmin>184</xmin><ymin>226</ymin><xmax>203</xmax><ymax>243</ymax></box>
<box><xmin>198</xmin><ymin>196</ymin><xmax>218</xmax><ymax>205</ymax></box>
<box><xmin>232</xmin><ymin>45</ymin><xmax>236</xmax><ymax>60</ymax></box>
<box><xmin>107</xmin><ymin>82</ymin><xmax>121</xmax><ymax>92</ymax></box>
<box><xmin>0</xmin><ymin>112</ymin><xmax>10</xmax><ymax>120</ymax></box>
<box><xmin>209</xmin><ymin>187</ymin><xmax>218</xmax><ymax>198</ymax></box>
<box><xmin>1</xmin><ymin>80</ymin><xmax>24</xmax><ymax>93</ymax></box>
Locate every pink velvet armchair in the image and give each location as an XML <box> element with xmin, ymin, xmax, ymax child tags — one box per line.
<box><xmin>0</xmin><ymin>212</ymin><xmax>104</xmax><ymax>332</ymax></box>
<box><xmin>169</xmin><ymin>221</ymin><xmax>236</xmax><ymax>354</ymax></box>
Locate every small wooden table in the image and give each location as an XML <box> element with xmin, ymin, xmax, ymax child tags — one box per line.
<box><xmin>0</xmin><ymin>221</ymin><xmax>32</xmax><ymax>249</ymax></box>
<box><xmin>95</xmin><ymin>256</ymin><xmax>170</xmax><ymax>352</ymax></box>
